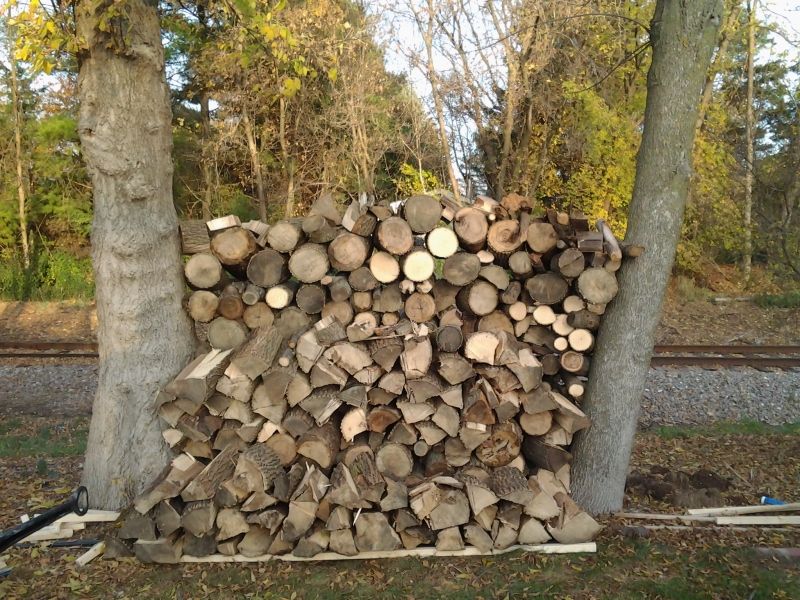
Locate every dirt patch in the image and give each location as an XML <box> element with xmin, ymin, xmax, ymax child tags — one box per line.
<box><xmin>0</xmin><ymin>301</ymin><xmax>97</xmax><ymax>344</ymax></box>
<box><xmin>658</xmin><ymin>295</ymin><xmax>800</xmax><ymax>345</ymax></box>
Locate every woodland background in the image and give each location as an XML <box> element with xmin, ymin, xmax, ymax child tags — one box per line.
<box><xmin>0</xmin><ymin>0</ymin><xmax>798</xmax><ymax>301</ymax></box>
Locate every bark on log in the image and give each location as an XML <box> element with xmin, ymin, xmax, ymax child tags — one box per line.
<box><xmin>404</xmin><ymin>195</ymin><xmax>443</xmax><ymax>233</ymax></box>
<box><xmin>211</xmin><ymin>227</ymin><xmax>257</xmax><ymax>266</ymax></box>
<box><xmin>185</xmin><ymin>253</ymin><xmax>223</xmax><ymax>289</ymax></box>
<box><xmin>376</xmin><ymin>217</ymin><xmax>414</xmax><ymax>255</ymax></box>
<box><xmin>247</xmin><ymin>250</ymin><xmax>288</xmax><ymax>288</ymax></box>
<box><xmin>454</xmin><ymin>208</ymin><xmax>489</xmax><ymax>252</ymax></box>
<box><xmin>288</xmin><ymin>244</ymin><xmax>329</xmax><ymax>283</ymax></box>
<box><xmin>328</xmin><ymin>233</ymin><xmax>370</xmax><ymax>272</ymax></box>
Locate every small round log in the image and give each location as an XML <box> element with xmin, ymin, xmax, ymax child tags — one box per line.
<box><xmin>267</xmin><ymin>221</ymin><xmax>303</xmax><ymax>253</ymax></box>
<box><xmin>453</xmin><ymin>207</ymin><xmax>488</xmax><ymax>252</ymax></box>
<box><xmin>247</xmin><ymin>249</ymin><xmax>288</xmax><ymax>288</ymax></box>
<box><xmin>295</xmin><ymin>284</ymin><xmax>326</xmax><ymax>314</ymax></box>
<box><xmin>188</xmin><ymin>290</ymin><xmax>219</xmax><ymax>322</ymax></box>
<box><xmin>404</xmin><ymin>292</ymin><xmax>436</xmax><ymax>323</ymax></box>
<box><xmin>369</xmin><ymin>251</ymin><xmax>400</xmax><ymax>283</ymax></box>
<box><xmin>426</xmin><ymin>227</ymin><xmax>459</xmax><ymax>258</ymax></box>
<box><xmin>402</xmin><ymin>250</ymin><xmax>435</xmax><ymax>282</ymax></box>
<box><xmin>442</xmin><ymin>252</ymin><xmax>481</xmax><ymax>286</ymax></box>
<box><xmin>185</xmin><ymin>253</ymin><xmax>223</xmax><ymax>289</ymax></box>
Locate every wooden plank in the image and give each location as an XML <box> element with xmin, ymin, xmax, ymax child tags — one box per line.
<box><xmin>76</xmin><ymin>541</ymin><xmax>106</xmax><ymax>567</ymax></box>
<box><xmin>181</xmin><ymin>543</ymin><xmax>596</xmax><ymax>562</ymax></box>
<box><xmin>687</xmin><ymin>503</ymin><xmax>800</xmax><ymax>516</ymax></box>
<box><xmin>52</xmin><ymin>510</ymin><xmax>121</xmax><ymax>525</ymax></box>
<box><xmin>615</xmin><ymin>512</ymin><xmax>716</xmax><ymax>522</ymax></box>
<box><xmin>715</xmin><ymin>516</ymin><xmax>800</xmax><ymax>526</ymax></box>
<box><xmin>19</xmin><ymin>526</ymin><xmax>82</xmax><ymax>543</ymax></box>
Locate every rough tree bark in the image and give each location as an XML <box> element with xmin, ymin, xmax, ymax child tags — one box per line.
<box><xmin>77</xmin><ymin>0</ymin><xmax>195</xmax><ymax>509</ymax></box>
<box><xmin>571</xmin><ymin>0</ymin><xmax>723</xmax><ymax>515</ymax></box>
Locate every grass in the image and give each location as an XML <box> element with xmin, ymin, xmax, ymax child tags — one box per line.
<box><xmin>0</xmin><ymin>417</ymin><xmax>88</xmax><ymax>457</ymax></box>
<box><xmin>673</xmin><ymin>275</ymin><xmax>713</xmax><ymax>303</ymax></box>
<box><xmin>650</xmin><ymin>419</ymin><xmax>800</xmax><ymax>439</ymax></box>
<box><xmin>754</xmin><ymin>290</ymin><xmax>800</xmax><ymax>308</ymax></box>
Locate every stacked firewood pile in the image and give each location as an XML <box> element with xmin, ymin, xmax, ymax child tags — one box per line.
<box><xmin>123</xmin><ymin>193</ymin><xmax>633</xmax><ymax>563</ymax></box>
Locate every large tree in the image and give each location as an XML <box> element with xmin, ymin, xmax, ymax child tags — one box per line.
<box><xmin>77</xmin><ymin>0</ymin><xmax>194</xmax><ymax>508</ymax></box>
<box><xmin>571</xmin><ymin>0</ymin><xmax>724</xmax><ymax>514</ymax></box>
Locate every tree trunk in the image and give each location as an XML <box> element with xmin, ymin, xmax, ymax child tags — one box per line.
<box><xmin>743</xmin><ymin>0</ymin><xmax>756</xmax><ymax>281</ymax></box>
<box><xmin>8</xmin><ymin>29</ymin><xmax>30</xmax><ymax>268</ymax></box>
<box><xmin>77</xmin><ymin>0</ymin><xmax>195</xmax><ymax>509</ymax></box>
<box><xmin>199</xmin><ymin>91</ymin><xmax>213</xmax><ymax>221</ymax></box>
<box><xmin>242</xmin><ymin>106</ymin><xmax>267</xmax><ymax>221</ymax></box>
<box><xmin>570</xmin><ymin>0</ymin><xmax>723</xmax><ymax>515</ymax></box>
<box><xmin>418</xmin><ymin>0</ymin><xmax>462</xmax><ymax>203</ymax></box>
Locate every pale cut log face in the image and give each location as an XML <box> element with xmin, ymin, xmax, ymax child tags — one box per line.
<box><xmin>139</xmin><ymin>199</ymin><xmax>619</xmax><ymax>560</ymax></box>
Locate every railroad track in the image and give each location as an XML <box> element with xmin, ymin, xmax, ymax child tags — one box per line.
<box><xmin>1</xmin><ymin>341</ymin><xmax>798</xmax><ymax>369</ymax></box>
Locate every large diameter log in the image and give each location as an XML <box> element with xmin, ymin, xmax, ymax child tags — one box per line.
<box><xmin>426</xmin><ymin>227</ymin><xmax>459</xmax><ymax>258</ymax></box>
<box><xmin>188</xmin><ymin>290</ymin><xmax>219</xmax><ymax>322</ymax></box>
<box><xmin>457</xmin><ymin>281</ymin><xmax>498</xmax><ymax>316</ymax></box>
<box><xmin>442</xmin><ymin>252</ymin><xmax>481</xmax><ymax>286</ymax></box>
<box><xmin>211</xmin><ymin>227</ymin><xmax>257</xmax><ymax>266</ymax></box>
<box><xmin>376</xmin><ymin>216</ymin><xmax>414</xmax><ymax>255</ymax></box>
<box><xmin>487</xmin><ymin>219</ymin><xmax>524</xmax><ymax>258</ymax></box>
<box><xmin>288</xmin><ymin>244</ymin><xmax>329</xmax><ymax>283</ymax></box>
<box><xmin>247</xmin><ymin>249</ymin><xmax>288</xmax><ymax>288</ymax></box>
<box><xmin>576</xmin><ymin>267</ymin><xmax>619</xmax><ymax>304</ymax></box>
<box><xmin>551</xmin><ymin>248</ymin><xmax>585</xmax><ymax>279</ymax></box>
<box><xmin>185</xmin><ymin>253</ymin><xmax>223</xmax><ymax>289</ymax></box>
<box><xmin>328</xmin><ymin>233</ymin><xmax>370</xmax><ymax>271</ymax></box>
<box><xmin>454</xmin><ymin>207</ymin><xmax>488</xmax><ymax>252</ymax></box>
<box><xmin>267</xmin><ymin>221</ymin><xmax>303</xmax><ymax>253</ymax></box>
<box><xmin>527</xmin><ymin>222</ymin><xmax>558</xmax><ymax>253</ymax></box>
<box><xmin>404</xmin><ymin>195</ymin><xmax>443</xmax><ymax>233</ymax></box>
<box><xmin>369</xmin><ymin>251</ymin><xmax>400</xmax><ymax>283</ymax></box>
<box><xmin>402</xmin><ymin>250</ymin><xmax>435</xmax><ymax>282</ymax></box>
<box><xmin>526</xmin><ymin>273</ymin><xmax>569</xmax><ymax>305</ymax></box>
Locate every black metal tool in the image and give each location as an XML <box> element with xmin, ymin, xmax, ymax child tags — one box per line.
<box><xmin>0</xmin><ymin>486</ymin><xmax>89</xmax><ymax>553</ymax></box>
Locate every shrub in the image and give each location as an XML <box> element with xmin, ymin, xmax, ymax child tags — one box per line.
<box><xmin>0</xmin><ymin>246</ymin><xmax>94</xmax><ymax>301</ymax></box>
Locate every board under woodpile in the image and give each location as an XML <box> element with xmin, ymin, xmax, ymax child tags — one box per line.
<box><xmin>125</xmin><ymin>193</ymin><xmax>636</xmax><ymax>563</ymax></box>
